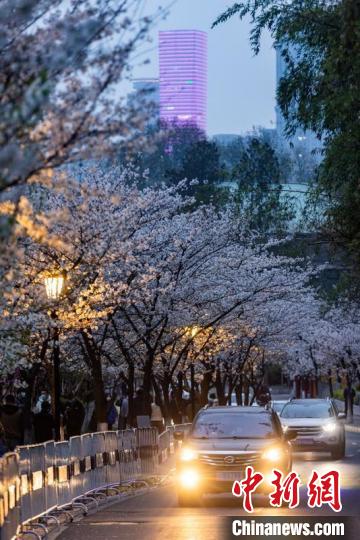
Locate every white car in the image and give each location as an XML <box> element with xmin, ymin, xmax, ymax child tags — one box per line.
<box><xmin>270</xmin><ymin>400</ymin><xmax>289</xmax><ymax>417</ymax></box>
<box><xmin>280</xmin><ymin>398</ymin><xmax>346</xmax><ymax>459</ymax></box>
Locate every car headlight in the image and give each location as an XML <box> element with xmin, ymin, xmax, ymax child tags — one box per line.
<box><xmin>180</xmin><ymin>447</ymin><xmax>197</xmax><ymax>462</ymax></box>
<box><xmin>178</xmin><ymin>469</ymin><xmax>199</xmax><ymax>489</ymax></box>
<box><xmin>323</xmin><ymin>422</ymin><xmax>338</xmax><ymax>433</ymax></box>
<box><xmin>262</xmin><ymin>447</ymin><xmax>284</xmax><ymax>462</ymax></box>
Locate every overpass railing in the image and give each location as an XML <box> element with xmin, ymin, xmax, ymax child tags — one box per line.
<box><xmin>0</xmin><ymin>425</ymin><xmax>191</xmax><ymax>540</ymax></box>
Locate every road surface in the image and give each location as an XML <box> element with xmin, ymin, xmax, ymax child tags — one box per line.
<box><xmin>58</xmin><ymin>431</ymin><xmax>360</xmax><ymax>540</ymax></box>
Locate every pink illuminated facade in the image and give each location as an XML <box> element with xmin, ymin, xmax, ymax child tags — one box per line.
<box><xmin>159</xmin><ymin>30</ymin><xmax>207</xmax><ymax>132</ymax></box>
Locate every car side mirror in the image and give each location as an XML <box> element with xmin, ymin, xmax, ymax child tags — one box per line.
<box><xmin>337</xmin><ymin>412</ymin><xmax>346</xmax><ymax>420</ymax></box>
<box><xmin>284</xmin><ymin>430</ymin><xmax>297</xmax><ymax>441</ymax></box>
<box><xmin>173</xmin><ymin>430</ymin><xmax>185</xmax><ymax>441</ymax></box>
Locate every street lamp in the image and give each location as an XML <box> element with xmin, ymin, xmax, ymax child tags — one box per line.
<box><xmin>44</xmin><ymin>274</ymin><xmax>65</xmax><ymax>300</ymax></box>
<box><xmin>44</xmin><ymin>271</ymin><xmax>66</xmax><ymax>441</ymax></box>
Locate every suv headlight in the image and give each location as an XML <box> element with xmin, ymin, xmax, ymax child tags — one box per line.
<box><xmin>262</xmin><ymin>447</ymin><xmax>284</xmax><ymax>462</ymax></box>
<box><xmin>323</xmin><ymin>422</ymin><xmax>338</xmax><ymax>433</ymax></box>
<box><xmin>180</xmin><ymin>447</ymin><xmax>198</xmax><ymax>461</ymax></box>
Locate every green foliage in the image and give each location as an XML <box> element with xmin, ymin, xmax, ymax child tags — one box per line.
<box><xmin>333</xmin><ymin>388</ymin><xmax>344</xmax><ymax>401</ymax></box>
<box><xmin>232</xmin><ymin>137</ymin><xmax>295</xmax><ymax>232</ymax></box>
<box><xmin>165</xmin><ymin>138</ymin><xmax>226</xmax><ymax>206</ymax></box>
<box><xmin>217</xmin><ymin>136</ymin><xmax>246</xmax><ymax>169</ymax></box>
<box><xmin>133</xmin><ymin>124</ymin><xmax>297</xmax><ymax>222</ymax></box>
<box><xmin>213</xmin><ymin>0</ymin><xmax>360</xmax><ymax>259</ymax></box>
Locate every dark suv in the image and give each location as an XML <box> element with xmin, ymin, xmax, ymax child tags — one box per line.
<box><xmin>175</xmin><ymin>406</ymin><xmax>294</xmax><ymax>506</ymax></box>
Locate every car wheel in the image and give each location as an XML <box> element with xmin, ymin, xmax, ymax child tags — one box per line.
<box><xmin>331</xmin><ymin>439</ymin><xmax>345</xmax><ymax>460</ymax></box>
<box><xmin>177</xmin><ymin>490</ymin><xmax>201</xmax><ymax>507</ymax></box>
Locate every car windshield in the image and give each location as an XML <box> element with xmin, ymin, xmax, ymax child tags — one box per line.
<box><xmin>191</xmin><ymin>412</ymin><xmax>277</xmax><ymax>439</ymax></box>
<box><xmin>281</xmin><ymin>402</ymin><xmax>334</xmax><ymax>419</ymax></box>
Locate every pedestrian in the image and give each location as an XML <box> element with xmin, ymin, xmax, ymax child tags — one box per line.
<box><xmin>0</xmin><ymin>395</ymin><xmax>24</xmax><ymax>450</ymax></box>
<box><xmin>82</xmin><ymin>397</ymin><xmax>95</xmax><ymax>433</ymax></box>
<box><xmin>33</xmin><ymin>391</ymin><xmax>51</xmax><ymax>414</ymax></box>
<box><xmin>33</xmin><ymin>401</ymin><xmax>55</xmax><ymax>443</ymax></box>
<box><xmin>256</xmin><ymin>383</ymin><xmax>271</xmax><ymax>407</ymax></box>
<box><xmin>65</xmin><ymin>399</ymin><xmax>85</xmax><ymax>438</ymax></box>
<box><xmin>106</xmin><ymin>396</ymin><xmax>118</xmax><ymax>430</ymax></box>
<box><xmin>118</xmin><ymin>393</ymin><xmax>129</xmax><ymax>430</ymax></box>
<box><xmin>150</xmin><ymin>395</ymin><xmax>164</xmax><ymax>433</ymax></box>
<box><xmin>208</xmin><ymin>391</ymin><xmax>218</xmax><ymax>407</ymax></box>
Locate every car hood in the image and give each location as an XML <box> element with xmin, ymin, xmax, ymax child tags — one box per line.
<box><xmin>280</xmin><ymin>417</ymin><xmax>330</xmax><ymax>427</ymax></box>
<box><xmin>188</xmin><ymin>437</ymin><xmax>278</xmax><ymax>452</ymax></box>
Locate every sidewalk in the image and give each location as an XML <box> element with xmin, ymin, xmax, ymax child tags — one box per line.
<box><xmin>334</xmin><ymin>399</ymin><xmax>360</xmax><ymax>433</ymax></box>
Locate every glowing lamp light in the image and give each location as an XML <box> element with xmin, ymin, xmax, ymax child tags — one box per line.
<box><xmin>179</xmin><ymin>469</ymin><xmax>199</xmax><ymax>489</ymax></box>
<box><xmin>262</xmin><ymin>447</ymin><xmax>284</xmax><ymax>462</ymax></box>
<box><xmin>180</xmin><ymin>447</ymin><xmax>197</xmax><ymax>462</ymax></box>
<box><xmin>44</xmin><ymin>273</ymin><xmax>65</xmax><ymax>300</ymax></box>
<box><xmin>188</xmin><ymin>325</ymin><xmax>200</xmax><ymax>338</ymax></box>
<box><xmin>323</xmin><ymin>422</ymin><xmax>337</xmax><ymax>433</ymax></box>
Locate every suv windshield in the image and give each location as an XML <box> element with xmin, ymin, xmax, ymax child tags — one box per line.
<box><xmin>191</xmin><ymin>412</ymin><xmax>277</xmax><ymax>439</ymax></box>
<box><xmin>281</xmin><ymin>402</ymin><xmax>334</xmax><ymax>419</ymax></box>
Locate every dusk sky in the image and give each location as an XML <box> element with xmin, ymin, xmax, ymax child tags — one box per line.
<box><xmin>131</xmin><ymin>0</ymin><xmax>276</xmax><ymax>136</ymax></box>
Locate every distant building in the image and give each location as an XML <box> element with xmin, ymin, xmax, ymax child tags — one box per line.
<box><xmin>132</xmin><ymin>78</ymin><xmax>159</xmax><ymax>107</ymax></box>
<box><xmin>130</xmin><ymin>78</ymin><xmax>159</xmax><ymax>124</ymax></box>
<box><xmin>159</xmin><ymin>30</ymin><xmax>207</xmax><ymax>132</ymax></box>
<box><xmin>212</xmin><ymin>134</ymin><xmax>240</xmax><ymax>145</ymax></box>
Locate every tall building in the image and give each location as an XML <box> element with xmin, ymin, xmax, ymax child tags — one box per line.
<box><xmin>159</xmin><ymin>30</ymin><xmax>207</xmax><ymax>132</ymax></box>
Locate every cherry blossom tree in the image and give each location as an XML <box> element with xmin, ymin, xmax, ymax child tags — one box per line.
<box><xmin>0</xmin><ymin>0</ymin><xmax>170</xmax><ymax>312</ymax></box>
<box><xmin>4</xmin><ymin>160</ymin><xmax>355</xmax><ymax>428</ymax></box>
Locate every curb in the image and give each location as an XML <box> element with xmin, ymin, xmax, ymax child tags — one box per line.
<box><xmin>49</xmin><ymin>487</ymin><xmax>152</xmax><ymax>540</ymax></box>
<box><xmin>50</xmin><ymin>476</ymin><xmax>173</xmax><ymax>539</ymax></box>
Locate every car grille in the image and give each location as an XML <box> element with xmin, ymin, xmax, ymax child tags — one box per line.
<box><xmin>199</xmin><ymin>452</ymin><xmax>261</xmax><ymax>468</ymax></box>
<box><xmin>288</xmin><ymin>426</ymin><xmax>323</xmax><ymax>437</ymax></box>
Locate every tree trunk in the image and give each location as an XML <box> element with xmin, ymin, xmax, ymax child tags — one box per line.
<box><xmin>328</xmin><ymin>369</ymin><xmax>333</xmax><ymax>397</ymax></box>
<box><xmin>237</xmin><ymin>374</ymin><xmax>243</xmax><ymax>406</ymax></box>
<box><xmin>244</xmin><ymin>379</ymin><xmax>250</xmax><ymax>406</ymax></box>
<box><xmin>128</xmin><ymin>362</ymin><xmax>135</xmax><ymax>426</ymax></box>
<box><xmin>215</xmin><ymin>368</ymin><xmax>226</xmax><ymax>405</ymax></box>
<box><xmin>160</xmin><ymin>377</ymin><xmax>172</xmax><ymax>423</ymax></box>
<box><xmin>142</xmin><ymin>346</ymin><xmax>154</xmax><ymax>398</ymax></box>
<box><xmin>81</xmin><ymin>332</ymin><xmax>107</xmax><ymax>428</ymax></box>
<box><xmin>200</xmin><ymin>369</ymin><xmax>212</xmax><ymax>406</ymax></box>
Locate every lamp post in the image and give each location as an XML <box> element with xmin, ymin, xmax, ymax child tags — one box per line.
<box><xmin>44</xmin><ymin>272</ymin><xmax>65</xmax><ymax>441</ymax></box>
<box><xmin>187</xmin><ymin>326</ymin><xmax>199</xmax><ymax>422</ymax></box>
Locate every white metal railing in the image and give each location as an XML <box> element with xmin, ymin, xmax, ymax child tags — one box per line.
<box><xmin>0</xmin><ymin>425</ymin><xmax>183</xmax><ymax>540</ymax></box>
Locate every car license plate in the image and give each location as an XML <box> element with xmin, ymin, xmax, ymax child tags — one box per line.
<box><xmin>216</xmin><ymin>471</ymin><xmax>241</xmax><ymax>481</ymax></box>
<box><xmin>296</xmin><ymin>437</ymin><xmax>313</xmax><ymax>445</ymax></box>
